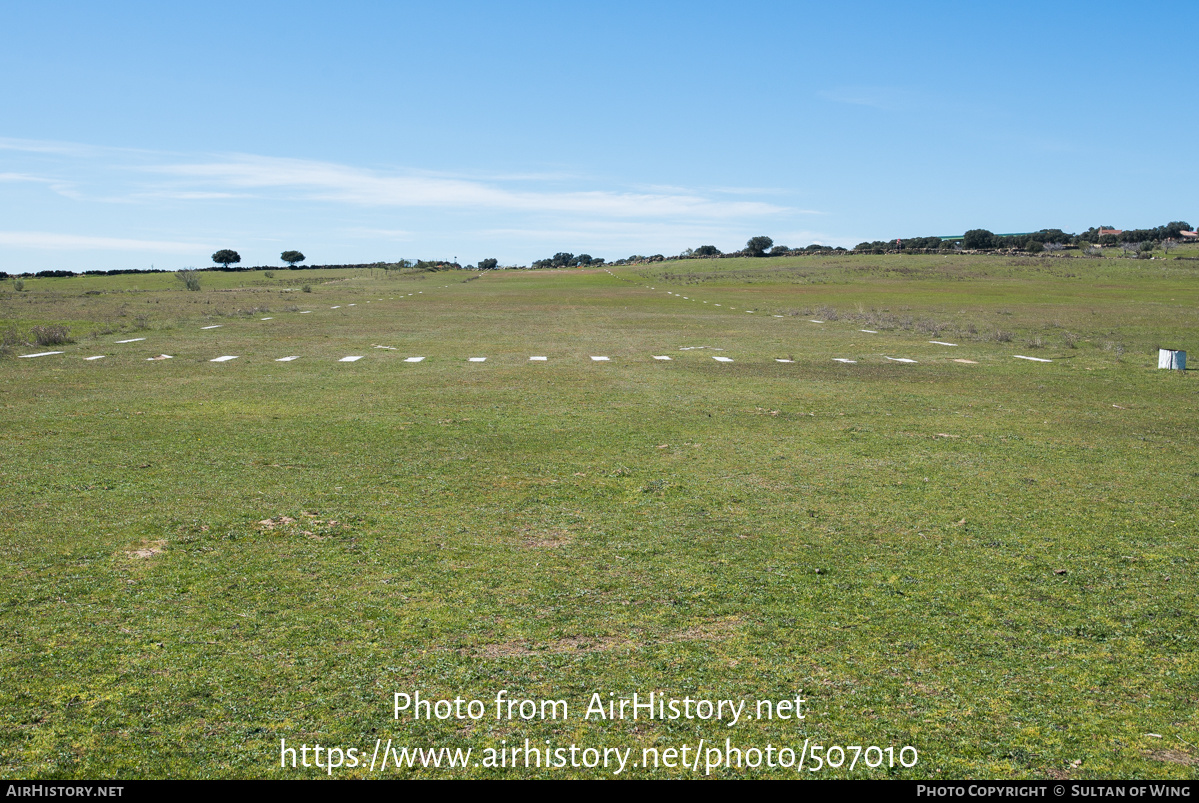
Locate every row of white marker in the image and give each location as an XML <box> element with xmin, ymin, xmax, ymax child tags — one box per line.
<box><xmin>18</xmin><ymin>350</ymin><xmax>1053</xmax><ymax>364</ymax></box>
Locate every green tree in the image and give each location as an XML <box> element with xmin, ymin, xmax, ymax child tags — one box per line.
<box><xmin>478</xmin><ymin>258</ymin><xmax>499</xmax><ymax>270</ymax></box>
<box><xmin>281</xmin><ymin>250</ymin><xmax>305</xmax><ymax>267</ymax></box>
<box><xmin>962</xmin><ymin>229</ymin><xmax>995</xmax><ymax>250</ymax></box>
<box><xmin>746</xmin><ymin>236</ymin><xmax>773</xmax><ymax>257</ymax></box>
<box><xmin>212</xmin><ymin>249</ymin><xmax>241</xmax><ymax>269</ymax></box>
<box><xmin>694</xmin><ymin>245</ymin><xmax>721</xmax><ymax>256</ymax></box>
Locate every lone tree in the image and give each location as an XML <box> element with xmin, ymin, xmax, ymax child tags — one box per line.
<box><xmin>478</xmin><ymin>258</ymin><xmax>499</xmax><ymax>270</ymax></box>
<box><xmin>694</xmin><ymin>245</ymin><xmax>721</xmax><ymax>256</ymax></box>
<box><xmin>281</xmin><ymin>250</ymin><xmax>305</xmax><ymax>267</ymax></box>
<box><xmin>746</xmin><ymin>236</ymin><xmax>773</xmax><ymax>257</ymax></box>
<box><xmin>962</xmin><ymin>229</ymin><xmax>996</xmax><ymax>250</ymax></box>
<box><xmin>212</xmin><ymin>249</ymin><xmax>241</xmax><ymax>269</ymax></box>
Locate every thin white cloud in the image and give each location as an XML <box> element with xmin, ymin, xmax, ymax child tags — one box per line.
<box><xmin>818</xmin><ymin>86</ymin><xmax>915</xmax><ymax>111</ymax></box>
<box><xmin>0</xmin><ymin>231</ymin><xmax>202</xmax><ymax>252</ymax></box>
<box><xmin>148</xmin><ymin>154</ymin><xmax>790</xmax><ymax>218</ymax></box>
<box><xmin>0</xmin><ymin>172</ymin><xmax>56</xmax><ymax>184</ymax></box>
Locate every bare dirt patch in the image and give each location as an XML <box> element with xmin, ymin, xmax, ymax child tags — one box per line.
<box><xmin>472</xmin><ymin>617</ymin><xmax>742</xmax><ymax>659</ymax></box>
<box><xmin>126</xmin><ymin>540</ymin><xmax>166</xmax><ymax>559</ymax></box>
<box><xmin>518</xmin><ymin>527</ymin><xmax>575</xmax><ymax>548</ymax></box>
<box><xmin>1147</xmin><ymin>748</ymin><xmax>1198</xmax><ymax>766</ymax></box>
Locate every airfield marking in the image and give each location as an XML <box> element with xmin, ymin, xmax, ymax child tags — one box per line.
<box><xmin>954</xmin><ymin>359</ymin><xmax>979</xmax><ymax>364</ymax></box>
<box><xmin>713</xmin><ymin>356</ymin><xmax>734</xmax><ymax>362</ymax></box>
<box><xmin>339</xmin><ymin>356</ymin><xmax>363</xmax><ymax>362</ymax></box>
<box><xmin>299</xmin><ymin>310</ymin><xmax>312</xmax><ymax>314</ymax></box>
<box><xmin>210</xmin><ymin>355</ymin><xmax>239</xmax><ymax>362</ymax></box>
<box><xmin>930</xmin><ymin>341</ymin><xmax>958</xmax><ymax>346</ymax></box>
<box><xmin>374</xmin><ymin>345</ymin><xmax>397</xmax><ymax>350</ymax></box>
<box><xmin>776</xmin><ymin>358</ymin><xmax>794</xmax><ymax>363</ymax></box>
<box><xmin>833</xmin><ymin>358</ymin><xmax>857</xmax><ymax>364</ymax></box>
<box><xmin>147</xmin><ymin>355</ymin><xmax>173</xmax><ymax>361</ymax></box>
<box><xmin>18</xmin><ymin>351</ymin><xmax>64</xmax><ymax>358</ymax></box>
<box><xmin>1014</xmin><ymin>355</ymin><xmax>1052</xmax><ymax>362</ymax></box>
<box><xmin>652</xmin><ymin>356</ymin><xmax>672</xmax><ymax>360</ymax></box>
<box><xmin>809</xmin><ymin>320</ymin><xmax>823</xmax><ymax>324</ymax></box>
<box><xmin>590</xmin><ymin>356</ymin><xmax>610</xmax><ymax>361</ymax></box>
<box><xmin>860</xmin><ymin>330</ymin><xmax>878</xmax><ymax>333</ymax></box>
<box><xmin>275</xmin><ymin>356</ymin><xmax>301</xmax><ymax>362</ymax></box>
<box><xmin>404</xmin><ymin>357</ymin><xmax>425</xmax><ymax>362</ymax></box>
<box><xmin>115</xmin><ymin>338</ymin><xmax>146</xmax><ymax>343</ymax></box>
<box><xmin>469</xmin><ymin>357</ymin><xmax>487</xmax><ymax>362</ymax></box>
<box><xmin>261</xmin><ymin>317</ymin><xmax>273</xmax><ymax>320</ymax></box>
<box><xmin>201</xmin><ymin>325</ymin><xmax>222</xmax><ymax>330</ymax></box>
<box><xmin>529</xmin><ymin>356</ymin><xmax>547</xmax><ymax>361</ymax></box>
<box><xmin>331</xmin><ymin>305</ymin><xmax>341</xmax><ymax>309</ymax></box>
<box><xmin>885</xmin><ymin>357</ymin><xmax>917</xmax><ymax>363</ymax></box>
<box><xmin>85</xmin><ymin>355</ymin><xmax>106</xmax><ymax>360</ymax></box>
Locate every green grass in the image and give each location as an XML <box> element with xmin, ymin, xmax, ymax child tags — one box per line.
<box><xmin>1</xmin><ymin>253</ymin><xmax>1197</xmax><ymax>778</ymax></box>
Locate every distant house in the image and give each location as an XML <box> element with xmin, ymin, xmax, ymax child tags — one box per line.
<box><xmin>1098</xmin><ymin>228</ymin><xmax>1123</xmax><ymax>238</ymax></box>
<box><xmin>1180</xmin><ymin>230</ymin><xmax>1198</xmax><ymax>241</ymax></box>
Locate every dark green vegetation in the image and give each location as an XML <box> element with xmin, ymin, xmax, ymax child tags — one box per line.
<box><xmin>1</xmin><ymin>251</ymin><xmax>1197</xmax><ymax>778</ymax></box>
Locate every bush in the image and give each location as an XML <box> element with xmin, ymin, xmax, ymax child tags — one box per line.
<box><xmin>175</xmin><ymin>269</ymin><xmax>201</xmax><ymax>291</ymax></box>
<box><xmin>13</xmin><ymin>279</ymin><xmax>24</xmax><ymax>291</ymax></box>
<box><xmin>264</xmin><ymin>271</ymin><xmax>275</xmax><ymax>278</ymax></box>
<box><xmin>302</xmin><ymin>285</ymin><xmax>312</xmax><ymax>293</ymax></box>
<box><xmin>31</xmin><ymin>325</ymin><xmax>72</xmax><ymax>346</ymax></box>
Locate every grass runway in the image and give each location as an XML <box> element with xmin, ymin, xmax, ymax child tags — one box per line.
<box><xmin>1</xmin><ymin>252</ymin><xmax>1197</xmax><ymax>778</ymax></box>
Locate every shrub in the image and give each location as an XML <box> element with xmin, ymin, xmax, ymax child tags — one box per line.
<box><xmin>1</xmin><ymin>324</ymin><xmax>26</xmax><ymax>354</ymax></box>
<box><xmin>13</xmin><ymin>279</ymin><xmax>24</xmax><ymax>291</ymax></box>
<box><xmin>31</xmin><ymin>325</ymin><xmax>72</xmax><ymax>346</ymax></box>
<box><xmin>264</xmin><ymin>271</ymin><xmax>275</xmax><ymax>278</ymax></box>
<box><xmin>302</xmin><ymin>284</ymin><xmax>312</xmax><ymax>293</ymax></box>
<box><xmin>175</xmin><ymin>269</ymin><xmax>201</xmax><ymax>291</ymax></box>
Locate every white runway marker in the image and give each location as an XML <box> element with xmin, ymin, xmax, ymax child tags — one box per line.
<box><xmin>275</xmin><ymin>356</ymin><xmax>300</xmax><ymax>362</ymax></box>
<box><xmin>886</xmin><ymin>357</ymin><xmax>917</xmax><ymax>363</ymax></box>
<box><xmin>115</xmin><ymin>338</ymin><xmax>146</xmax><ymax>343</ymax></box>
<box><xmin>404</xmin><ymin>357</ymin><xmax>425</xmax><ymax>362</ymax></box>
<box><xmin>529</xmin><ymin>356</ymin><xmax>547</xmax><ymax>361</ymax></box>
<box><xmin>85</xmin><ymin>355</ymin><xmax>106</xmax><ymax>360</ymax></box>
<box><xmin>18</xmin><ymin>351</ymin><xmax>64</xmax><ymax>358</ymax></box>
<box><xmin>374</xmin><ymin>345</ymin><xmax>396</xmax><ymax>350</ymax></box>
<box><xmin>331</xmin><ymin>305</ymin><xmax>341</xmax><ymax>309</ymax></box>
<box><xmin>146</xmin><ymin>355</ymin><xmax>173</xmax><ymax>361</ymax></box>
<box><xmin>469</xmin><ymin>357</ymin><xmax>486</xmax><ymax>362</ymax></box>
<box><xmin>652</xmin><ymin>355</ymin><xmax>672</xmax><ymax>360</ymax></box>
<box><xmin>860</xmin><ymin>329</ymin><xmax>878</xmax><ymax>333</ymax></box>
<box><xmin>714</xmin><ymin>304</ymin><xmax>721</xmax><ymax>306</ymax></box>
<box><xmin>776</xmin><ymin>358</ymin><xmax>794</xmax><ymax>363</ymax></box>
<box><xmin>1014</xmin><ymin>355</ymin><xmax>1052</xmax><ymax>362</ymax></box>
<box><xmin>930</xmin><ymin>341</ymin><xmax>957</xmax><ymax>346</ymax></box>
<box><xmin>261</xmin><ymin>317</ymin><xmax>273</xmax><ymax>320</ymax></box>
<box><xmin>210</xmin><ymin>355</ymin><xmax>239</xmax><ymax>362</ymax></box>
<box><xmin>809</xmin><ymin>320</ymin><xmax>823</xmax><ymax>323</ymax></box>
<box><xmin>348</xmin><ymin>303</ymin><xmax>356</xmax><ymax>306</ymax></box>
<box><xmin>299</xmin><ymin>310</ymin><xmax>312</xmax><ymax>314</ymax></box>
<box><xmin>590</xmin><ymin>356</ymin><xmax>610</xmax><ymax>361</ymax></box>
<box><xmin>953</xmin><ymin>359</ymin><xmax>979</xmax><ymax>364</ymax></box>
<box><xmin>339</xmin><ymin>356</ymin><xmax>363</xmax><ymax>362</ymax></box>
<box><xmin>201</xmin><ymin>325</ymin><xmax>222</xmax><ymax>329</ymax></box>
<box><xmin>833</xmin><ymin>358</ymin><xmax>857</xmax><ymax>364</ymax></box>
<box><xmin>713</xmin><ymin>356</ymin><xmax>734</xmax><ymax>362</ymax></box>
<box><xmin>773</xmin><ymin>315</ymin><xmax>783</xmax><ymax>317</ymax></box>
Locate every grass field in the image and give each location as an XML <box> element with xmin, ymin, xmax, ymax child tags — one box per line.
<box><xmin>1</xmin><ymin>251</ymin><xmax>1197</xmax><ymax>778</ymax></box>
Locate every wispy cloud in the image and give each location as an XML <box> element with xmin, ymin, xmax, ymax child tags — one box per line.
<box><xmin>147</xmin><ymin>154</ymin><xmax>791</xmax><ymax>219</ymax></box>
<box><xmin>0</xmin><ymin>231</ymin><xmax>202</xmax><ymax>252</ymax></box>
<box><xmin>818</xmin><ymin>86</ymin><xmax>916</xmax><ymax>111</ymax></box>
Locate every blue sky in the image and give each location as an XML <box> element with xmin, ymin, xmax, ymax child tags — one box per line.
<box><xmin>1</xmin><ymin>1</ymin><xmax>1195</xmax><ymax>271</ymax></box>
